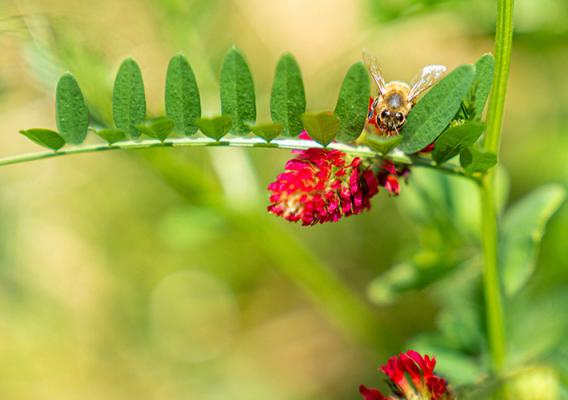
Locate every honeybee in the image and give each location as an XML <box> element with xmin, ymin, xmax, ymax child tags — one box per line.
<box><xmin>363</xmin><ymin>51</ymin><xmax>447</xmax><ymax>136</ymax></box>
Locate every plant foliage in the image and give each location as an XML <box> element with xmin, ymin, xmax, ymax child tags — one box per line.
<box><xmin>220</xmin><ymin>47</ymin><xmax>256</xmax><ymax>135</ymax></box>
<box><xmin>165</xmin><ymin>53</ymin><xmax>201</xmax><ymax>136</ymax></box>
<box><xmin>112</xmin><ymin>58</ymin><xmax>147</xmax><ymax>139</ymax></box>
<box><xmin>270</xmin><ymin>53</ymin><xmax>306</xmax><ymax>137</ymax></box>
<box><xmin>18</xmin><ymin>48</ymin><xmax>495</xmax><ymax>181</ymax></box>
<box><xmin>56</xmin><ymin>73</ymin><xmax>89</xmax><ymax>144</ymax></box>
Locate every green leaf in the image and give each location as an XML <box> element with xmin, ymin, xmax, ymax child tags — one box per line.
<box><xmin>364</xmin><ymin>134</ymin><xmax>402</xmax><ymax>155</ymax></box>
<box><xmin>433</xmin><ymin>122</ymin><xmax>485</xmax><ymax>164</ymax></box>
<box><xmin>137</xmin><ymin>117</ymin><xmax>175</xmax><ymax>142</ymax></box>
<box><xmin>250</xmin><ymin>122</ymin><xmax>283</xmax><ymax>142</ymax></box>
<box><xmin>400</xmin><ymin>65</ymin><xmax>475</xmax><ymax>154</ymax></box>
<box><xmin>112</xmin><ymin>58</ymin><xmax>146</xmax><ymax>139</ymax></box>
<box><xmin>56</xmin><ymin>73</ymin><xmax>89</xmax><ymax>144</ymax></box>
<box><xmin>460</xmin><ymin>147</ymin><xmax>497</xmax><ymax>173</ymax></box>
<box><xmin>367</xmin><ymin>245</ymin><xmax>467</xmax><ymax>306</ymax></box>
<box><xmin>509</xmin><ymin>290</ymin><xmax>568</xmax><ymax>364</ymax></box>
<box><xmin>409</xmin><ymin>335</ymin><xmax>484</xmax><ymax>386</ymax></box>
<box><xmin>367</xmin><ymin>262</ymin><xmax>441</xmax><ymax>305</ymax></box>
<box><xmin>194</xmin><ymin>116</ymin><xmax>233</xmax><ymax>140</ymax></box>
<box><xmin>301</xmin><ymin>112</ymin><xmax>339</xmax><ymax>146</ymax></box>
<box><xmin>95</xmin><ymin>128</ymin><xmax>126</xmax><ymax>144</ymax></box>
<box><xmin>471</xmin><ymin>53</ymin><xmax>495</xmax><ymax>119</ymax></box>
<box><xmin>165</xmin><ymin>53</ymin><xmax>201</xmax><ymax>136</ymax></box>
<box><xmin>270</xmin><ymin>53</ymin><xmax>306</xmax><ymax>137</ymax></box>
<box><xmin>20</xmin><ymin>129</ymin><xmax>65</xmax><ymax>151</ymax></box>
<box><xmin>500</xmin><ymin>185</ymin><xmax>566</xmax><ymax>296</ymax></box>
<box><xmin>220</xmin><ymin>47</ymin><xmax>256</xmax><ymax>135</ymax></box>
<box><xmin>334</xmin><ymin>62</ymin><xmax>370</xmax><ymax>142</ymax></box>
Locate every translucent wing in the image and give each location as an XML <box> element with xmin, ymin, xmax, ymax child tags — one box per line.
<box><xmin>407</xmin><ymin>65</ymin><xmax>447</xmax><ymax>102</ymax></box>
<box><xmin>363</xmin><ymin>50</ymin><xmax>387</xmax><ymax>97</ymax></box>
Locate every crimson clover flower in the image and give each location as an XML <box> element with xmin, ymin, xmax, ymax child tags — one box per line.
<box><xmin>359</xmin><ymin>350</ymin><xmax>453</xmax><ymax>400</ymax></box>
<box><xmin>267</xmin><ymin>145</ymin><xmax>379</xmax><ymax>225</ymax></box>
<box><xmin>267</xmin><ymin>132</ymin><xmax>409</xmax><ymax>225</ymax></box>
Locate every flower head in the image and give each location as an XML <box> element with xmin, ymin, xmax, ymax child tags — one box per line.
<box><xmin>360</xmin><ymin>350</ymin><xmax>453</xmax><ymax>400</ymax></box>
<box><xmin>267</xmin><ymin>140</ymin><xmax>379</xmax><ymax>225</ymax></box>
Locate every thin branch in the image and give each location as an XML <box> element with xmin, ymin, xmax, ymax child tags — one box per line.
<box><xmin>0</xmin><ymin>135</ymin><xmax>476</xmax><ymax>181</ymax></box>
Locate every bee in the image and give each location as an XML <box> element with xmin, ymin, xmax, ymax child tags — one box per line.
<box><xmin>363</xmin><ymin>51</ymin><xmax>447</xmax><ymax>136</ymax></box>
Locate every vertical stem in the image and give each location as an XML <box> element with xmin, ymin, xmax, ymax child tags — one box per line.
<box><xmin>481</xmin><ymin>0</ymin><xmax>514</xmax><ymax>386</ymax></box>
<box><xmin>480</xmin><ymin>177</ymin><xmax>507</xmax><ymax>372</ymax></box>
<box><xmin>485</xmin><ymin>0</ymin><xmax>515</xmax><ymax>155</ymax></box>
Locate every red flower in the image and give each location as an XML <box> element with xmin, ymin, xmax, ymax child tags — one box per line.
<box><xmin>360</xmin><ymin>350</ymin><xmax>453</xmax><ymax>400</ymax></box>
<box><xmin>419</xmin><ymin>143</ymin><xmax>436</xmax><ymax>153</ymax></box>
<box><xmin>267</xmin><ymin>137</ymin><xmax>379</xmax><ymax>225</ymax></box>
<box><xmin>359</xmin><ymin>385</ymin><xmax>390</xmax><ymax>400</ymax></box>
<box><xmin>377</xmin><ymin>161</ymin><xmax>409</xmax><ymax>196</ymax></box>
<box><xmin>407</xmin><ymin>350</ymin><xmax>436</xmax><ymax>379</ymax></box>
<box><xmin>381</xmin><ymin>356</ymin><xmax>406</xmax><ymax>386</ymax></box>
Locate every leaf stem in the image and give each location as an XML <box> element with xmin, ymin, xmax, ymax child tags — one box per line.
<box><xmin>480</xmin><ymin>0</ymin><xmax>514</xmax><ymax>387</ymax></box>
<box><xmin>0</xmin><ymin>136</ymin><xmax>474</xmax><ymax>180</ymax></box>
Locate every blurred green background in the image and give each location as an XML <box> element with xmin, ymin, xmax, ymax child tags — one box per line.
<box><xmin>0</xmin><ymin>0</ymin><xmax>567</xmax><ymax>399</ymax></box>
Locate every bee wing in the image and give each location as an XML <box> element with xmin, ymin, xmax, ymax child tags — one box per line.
<box><xmin>363</xmin><ymin>50</ymin><xmax>387</xmax><ymax>96</ymax></box>
<box><xmin>407</xmin><ymin>65</ymin><xmax>447</xmax><ymax>102</ymax></box>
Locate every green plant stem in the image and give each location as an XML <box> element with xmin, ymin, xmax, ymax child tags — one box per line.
<box><xmin>480</xmin><ymin>0</ymin><xmax>514</xmax><ymax>388</ymax></box>
<box><xmin>480</xmin><ymin>177</ymin><xmax>507</xmax><ymax>371</ymax></box>
<box><xmin>0</xmin><ymin>136</ymin><xmax>474</xmax><ymax>180</ymax></box>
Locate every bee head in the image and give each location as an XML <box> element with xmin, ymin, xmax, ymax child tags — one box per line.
<box><xmin>377</xmin><ymin>109</ymin><xmax>406</xmax><ymax>133</ymax></box>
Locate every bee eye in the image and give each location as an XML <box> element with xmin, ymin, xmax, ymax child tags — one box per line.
<box><xmin>380</xmin><ymin>109</ymin><xmax>390</xmax><ymax>119</ymax></box>
<box><xmin>395</xmin><ymin>112</ymin><xmax>404</xmax><ymax>122</ymax></box>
